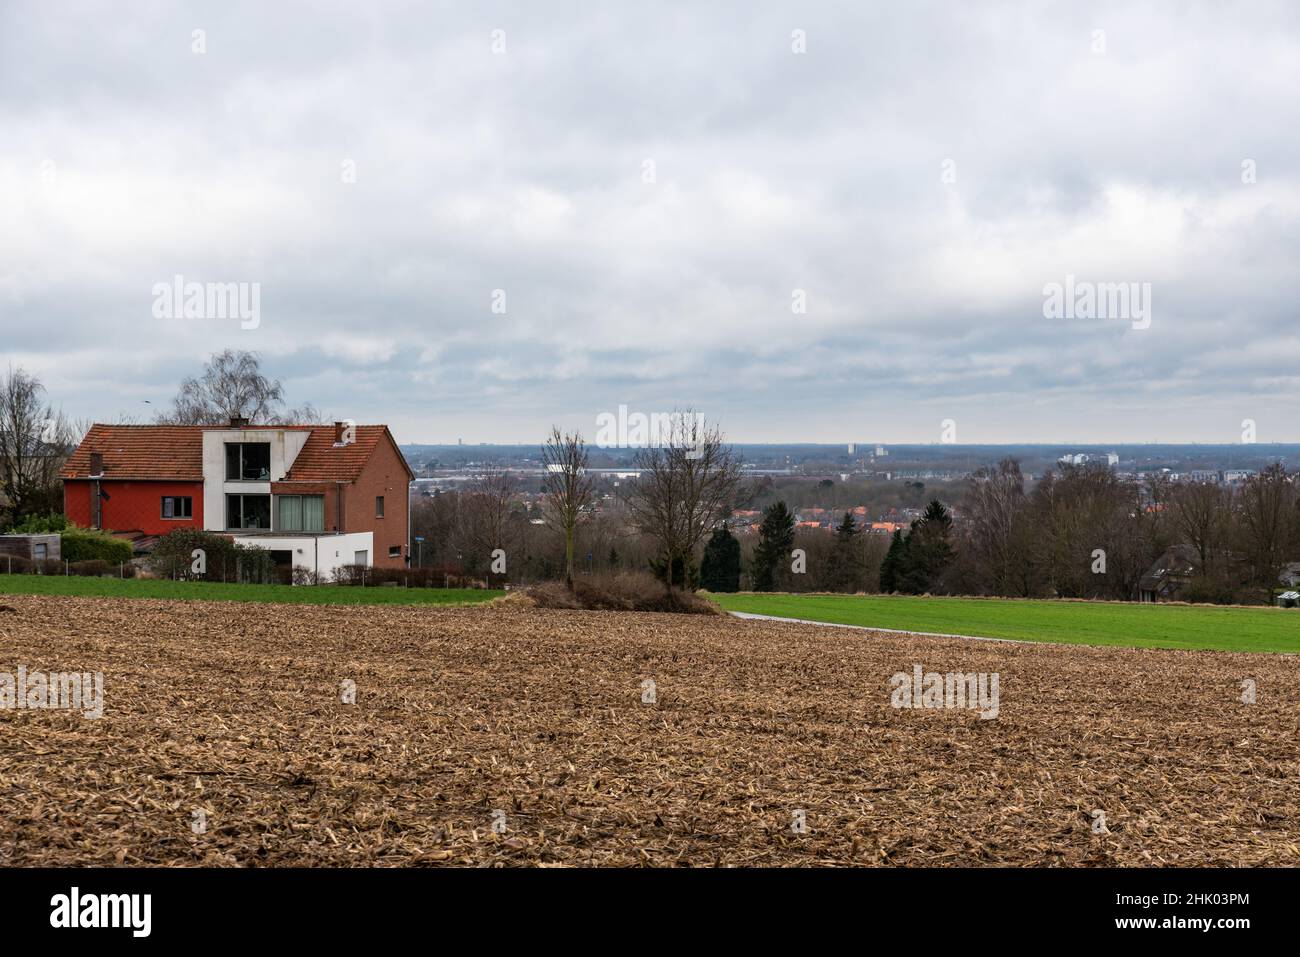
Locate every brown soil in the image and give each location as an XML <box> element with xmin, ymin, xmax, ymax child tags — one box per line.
<box><xmin>1</xmin><ymin>594</ymin><xmax>1296</xmax><ymax>866</ymax></box>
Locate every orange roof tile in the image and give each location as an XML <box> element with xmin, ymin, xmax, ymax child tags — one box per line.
<box><xmin>61</xmin><ymin>423</ymin><xmax>412</xmax><ymax>483</ymax></box>
<box><xmin>61</xmin><ymin>424</ymin><xmax>207</xmax><ymax>481</ymax></box>
<box><xmin>282</xmin><ymin>425</ymin><xmax>413</xmax><ymax>482</ymax></box>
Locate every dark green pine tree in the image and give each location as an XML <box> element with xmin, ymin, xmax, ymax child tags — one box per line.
<box><xmin>752</xmin><ymin>501</ymin><xmax>796</xmax><ymax>592</ymax></box>
<box><xmin>897</xmin><ymin>500</ymin><xmax>954</xmax><ymax>594</ymax></box>
<box><xmin>832</xmin><ymin>511</ymin><xmax>859</xmax><ymax>591</ymax></box>
<box><xmin>699</xmin><ymin>527</ymin><xmax>742</xmax><ymax>593</ymax></box>
<box><xmin>879</xmin><ymin>529</ymin><xmax>905</xmax><ymax>593</ymax></box>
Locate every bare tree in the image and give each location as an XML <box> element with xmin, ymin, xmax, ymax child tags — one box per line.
<box><xmin>963</xmin><ymin>458</ymin><xmax>1027</xmax><ymax>595</ymax></box>
<box><xmin>1239</xmin><ymin>463</ymin><xmax>1296</xmax><ymax>599</ymax></box>
<box><xmin>1032</xmin><ymin>462</ymin><xmax>1147</xmax><ymax>599</ymax></box>
<box><xmin>280</xmin><ymin>402</ymin><xmax>332</xmax><ymax>425</ymax></box>
<box><xmin>542</xmin><ymin>427</ymin><xmax>593</xmax><ymax>588</ymax></box>
<box><xmin>0</xmin><ymin>365</ymin><xmax>75</xmax><ymax>527</ymax></box>
<box><xmin>1169</xmin><ymin>479</ymin><xmax>1230</xmax><ymax>575</ymax></box>
<box><xmin>625</xmin><ymin>411</ymin><xmax>741</xmax><ymax>592</ymax></box>
<box><xmin>156</xmin><ymin>350</ymin><xmax>285</xmax><ymax>425</ymax></box>
<box><xmin>457</xmin><ymin>468</ymin><xmax>522</xmax><ymax>586</ymax></box>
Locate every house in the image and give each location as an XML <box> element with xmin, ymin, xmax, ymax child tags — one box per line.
<box><xmin>1138</xmin><ymin>544</ymin><xmax>1200</xmax><ymax>602</ymax></box>
<box><xmin>60</xmin><ymin>418</ymin><xmax>413</xmax><ymax>578</ymax></box>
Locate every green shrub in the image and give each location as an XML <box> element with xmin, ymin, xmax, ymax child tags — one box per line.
<box><xmin>149</xmin><ymin>529</ymin><xmax>275</xmax><ymax>583</ymax></box>
<box><xmin>5</xmin><ymin>513</ymin><xmax>69</xmax><ymax>534</ymax></box>
<box><xmin>60</xmin><ymin>528</ymin><xmax>133</xmax><ymax>565</ymax></box>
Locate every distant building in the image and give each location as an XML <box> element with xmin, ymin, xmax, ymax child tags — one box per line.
<box><xmin>1138</xmin><ymin>544</ymin><xmax>1200</xmax><ymax>602</ymax></box>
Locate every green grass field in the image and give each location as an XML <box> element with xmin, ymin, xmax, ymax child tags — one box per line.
<box><xmin>0</xmin><ymin>574</ymin><xmax>504</xmax><ymax>608</ymax></box>
<box><xmin>711</xmin><ymin>592</ymin><xmax>1300</xmax><ymax>653</ymax></box>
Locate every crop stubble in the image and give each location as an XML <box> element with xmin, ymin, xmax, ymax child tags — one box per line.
<box><xmin>0</xmin><ymin>594</ymin><xmax>1297</xmax><ymax>866</ymax></box>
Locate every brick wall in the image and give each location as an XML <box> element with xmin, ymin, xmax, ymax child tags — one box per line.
<box><xmin>63</xmin><ymin>480</ymin><xmax>205</xmax><ymax>536</ymax></box>
<box><xmin>342</xmin><ymin>437</ymin><xmax>410</xmax><ymax>569</ymax></box>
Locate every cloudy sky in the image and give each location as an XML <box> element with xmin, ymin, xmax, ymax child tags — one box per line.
<box><xmin>3</xmin><ymin>1</ymin><xmax>1298</xmax><ymax>444</ymax></box>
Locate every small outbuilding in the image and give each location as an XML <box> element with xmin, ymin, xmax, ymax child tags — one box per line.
<box><xmin>1276</xmin><ymin>591</ymin><xmax>1300</xmax><ymax>609</ymax></box>
<box><xmin>0</xmin><ymin>533</ymin><xmax>61</xmax><ymax>564</ymax></box>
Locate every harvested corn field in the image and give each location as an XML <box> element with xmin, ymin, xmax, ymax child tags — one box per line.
<box><xmin>1</xmin><ymin>594</ymin><xmax>1298</xmax><ymax>867</ymax></box>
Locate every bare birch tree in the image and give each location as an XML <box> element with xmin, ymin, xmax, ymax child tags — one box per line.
<box><xmin>542</xmin><ymin>427</ymin><xmax>593</xmax><ymax>588</ymax></box>
<box><xmin>156</xmin><ymin>350</ymin><xmax>285</xmax><ymax>424</ymax></box>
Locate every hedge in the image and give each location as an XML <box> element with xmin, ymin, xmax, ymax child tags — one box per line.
<box><xmin>149</xmin><ymin>528</ymin><xmax>276</xmax><ymax>583</ymax></box>
<box><xmin>60</xmin><ymin>528</ymin><xmax>134</xmax><ymax>565</ymax></box>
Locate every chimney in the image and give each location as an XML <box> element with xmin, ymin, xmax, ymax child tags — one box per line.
<box><xmin>229</xmin><ymin>415</ymin><xmax>249</xmax><ymax>428</ymax></box>
<box><xmin>89</xmin><ymin>451</ymin><xmax>104</xmax><ymax>477</ymax></box>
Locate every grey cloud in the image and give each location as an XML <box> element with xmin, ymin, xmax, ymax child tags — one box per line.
<box><xmin>2</xmin><ymin>0</ymin><xmax>1299</xmax><ymax>443</ymax></box>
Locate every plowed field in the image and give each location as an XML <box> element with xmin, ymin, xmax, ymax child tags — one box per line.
<box><xmin>1</xmin><ymin>594</ymin><xmax>1296</xmax><ymax>866</ymax></box>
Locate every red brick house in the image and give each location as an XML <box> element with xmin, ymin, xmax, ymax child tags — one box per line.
<box><xmin>61</xmin><ymin>419</ymin><xmax>413</xmax><ymax>574</ymax></box>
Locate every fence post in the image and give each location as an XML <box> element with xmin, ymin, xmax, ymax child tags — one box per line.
<box><xmin>65</xmin><ymin>559</ymin><xmax>69</xmax><ymax>576</ymax></box>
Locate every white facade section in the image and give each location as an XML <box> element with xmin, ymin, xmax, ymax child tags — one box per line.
<box><xmin>231</xmin><ymin>531</ymin><xmax>374</xmax><ymax>578</ymax></box>
<box><xmin>201</xmin><ymin>428</ymin><xmax>310</xmax><ymax>532</ymax></box>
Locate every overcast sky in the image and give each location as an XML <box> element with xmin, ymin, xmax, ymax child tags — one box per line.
<box><xmin>3</xmin><ymin>1</ymin><xmax>1298</xmax><ymax>445</ymax></box>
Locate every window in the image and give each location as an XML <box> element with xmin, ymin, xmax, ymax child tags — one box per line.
<box><xmin>225</xmin><ymin>443</ymin><xmax>271</xmax><ymax>481</ymax></box>
<box><xmin>162</xmin><ymin>496</ymin><xmax>193</xmax><ymax>519</ymax></box>
<box><xmin>277</xmin><ymin>495</ymin><xmax>324</xmax><ymax>532</ymax></box>
<box><xmin>388</xmin><ymin>545</ymin><xmax>401</xmax><ymax>558</ymax></box>
<box><xmin>34</xmin><ymin>543</ymin><xmax>47</xmax><ymax>561</ymax></box>
<box><xmin>375</xmin><ymin>495</ymin><xmax>385</xmax><ymax>518</ymax></box>
<box><xmin>226</xmin><ymin>494</ymin><xmax>271</xmax><ymax>529</ymax></box>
